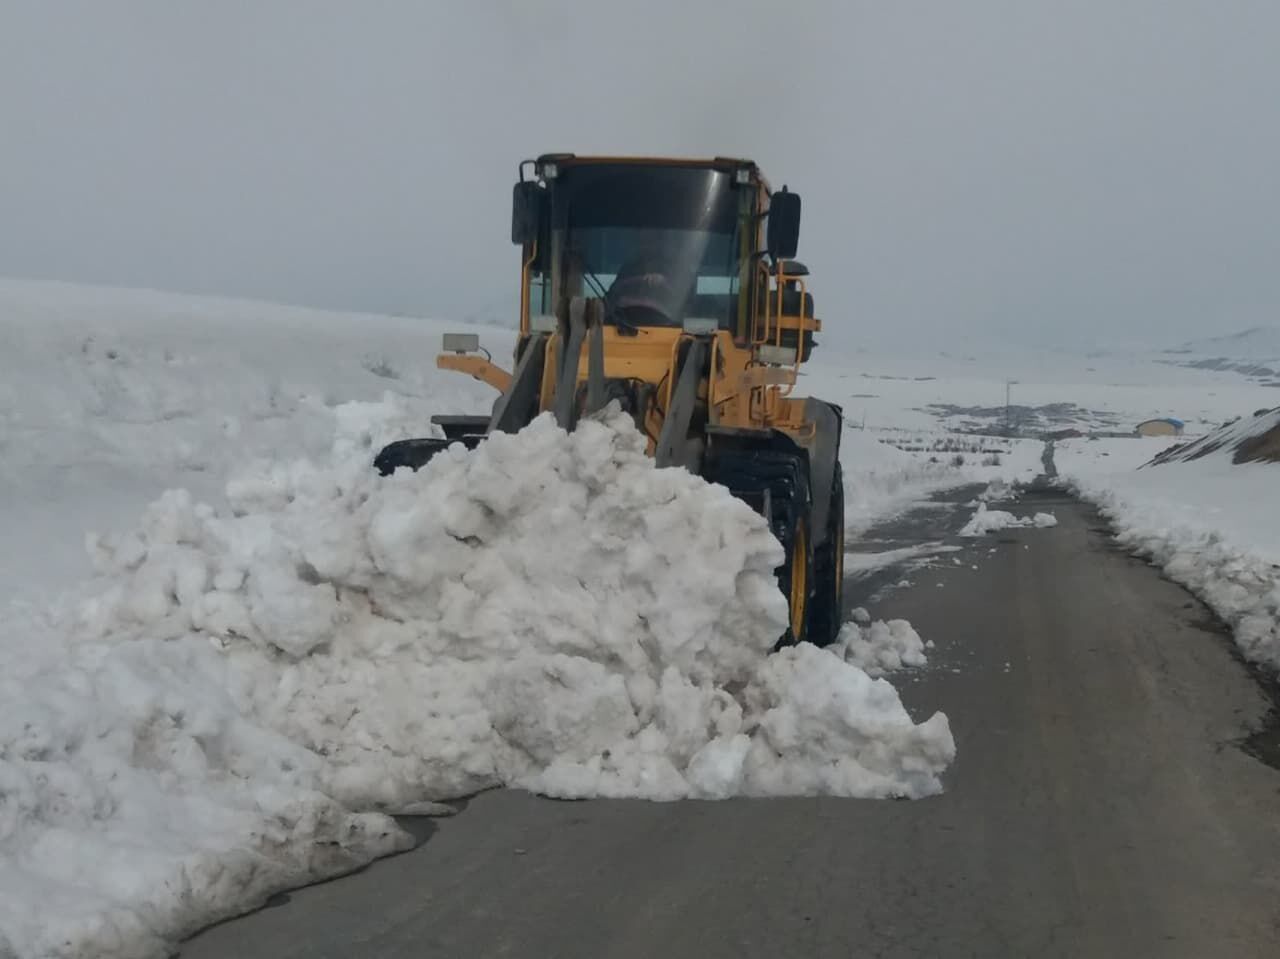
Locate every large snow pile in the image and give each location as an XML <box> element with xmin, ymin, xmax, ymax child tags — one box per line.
<box><xmin>0</xmin><ymin>406</ymin><xmax>954</xmax><ymax>959</ymax></box>
<box><xmin>1057</xmin><ymin>419</ymin><xmax>1280</xmax><ymax>670</ymax></box>
<box><xmin>959</xmin><ymin>502</ymin><xmax>1058</xmax><ymax>536</ymax></box>
<box><xmin>0</xmin><ymin>278</ymin><xmax>498</xmax><ymax>601</ymax></box>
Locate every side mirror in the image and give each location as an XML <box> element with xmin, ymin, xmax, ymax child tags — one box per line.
<box><xmin>511</xmin><ymin>181</ymin><xmax>544</xmax><ymax>246</ymax></box>
<box><xmin>767</xmin><ymin>189</ymin><xmax>801</xmax><ymax>260</ymax></box>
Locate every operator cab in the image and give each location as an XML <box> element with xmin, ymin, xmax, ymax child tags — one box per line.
<box><xmin>512</xmin><ymin>155</ymin><xmax>803</xmax><ymax>341</ymax></box>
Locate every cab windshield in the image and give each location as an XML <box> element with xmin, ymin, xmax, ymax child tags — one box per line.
<box><xmin>549</xmin><ymin>164</ymin><xmax>746</xmax><ymax>328</ymax></box>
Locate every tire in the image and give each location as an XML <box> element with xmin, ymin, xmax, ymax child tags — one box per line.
<box><xmin>779</xmin><ymin>510</ymin><xmax>812</xmax><ymax>647</ymax></box>
<box><xmin>806</xmin><ymin>461</ymin><xmax>844</xmax><ymax>647</ymax></box>
<box><xmin>702</xmin><ymin>447</ymin><xmax>813</xmax><ymax>649</ymax></box>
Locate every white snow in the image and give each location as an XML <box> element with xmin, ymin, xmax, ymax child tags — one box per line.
<box><xmin>801</xmin><ymin>342</ymin><xmax>1277</xmax><ymax>435</ymax></box>
<box><xmin>1057</xmin><ymin>414</ymin><xmax>1280</xmax><ymax>669</ymax></box>
<box><xmin>832</xmin><ymin>428</ymin><xmax>1044</xmax><ymax>537</ymax></box>
<box><xmin>0</xmin><ymin>278</ymin><xmax>501</xmax><ymax>603</ymax></box>
<box><xmin>834</xmin><ymin>430</ymin><xmax>965</xmax><ymax>535</ymax></box>
<box><xmin>0</xmin><ymin>280</ymin><xmax>957</xmax><ymax>959</ymax></box>
<box><xmin>959</xmin><ymin>503</ymin><xmax>1058</xmax><ymax>536</ymax></box>
<box><xmin>3</xmin><ymin>265</ymin><xmax>1276</xmax><ymax>959</ymax></box>
<box><xmin>843</xmin><ymin>543</ymin><xmax>961</xmax><ymax>578</ymax></box>
<box><xmin>833</xmin><ymin>615</ymin><xmax>931</xmax><ymax>676</ymax></box>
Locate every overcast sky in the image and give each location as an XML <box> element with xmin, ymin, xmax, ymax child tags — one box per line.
<box><xmin>2</xmin><ymin>1</ymin><xmax>1278</xmax><ymax>350</ymax></box>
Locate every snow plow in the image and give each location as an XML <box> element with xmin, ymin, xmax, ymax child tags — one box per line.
<box><xmin>376</xmin><ymin>155</ymin><xmax>845</xmax><ymax>645</ymax></box>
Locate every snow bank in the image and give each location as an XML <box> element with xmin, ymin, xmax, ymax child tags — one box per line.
<box><xmin>959</xmin><ymin>503</ymin><xmax>1057</xmax><ymax>536</ymax></box>
<box><xmin>0</xmin><ymin>406</ymin><xmax>954</xmax><ymax>959</ymax></box>
<box><xmin>1058</xmin><ymin>425</ymin><xmax>1280</xmax><ymax>670</ymax></box>
<box><xmin>836</xmin><ymin>430</ymin><xmax>962</xmax><ymax>534</ymax></box>
<box><xmin>834</xmin><ymin>429</ymin><xmax>1047</xmax><ymax>538</ymax></box>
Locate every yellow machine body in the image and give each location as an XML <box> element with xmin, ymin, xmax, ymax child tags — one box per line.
<box><xmin>380</xmin><ymin>154</ymin><xmax>845</xmax><ymax>646</ymax></box>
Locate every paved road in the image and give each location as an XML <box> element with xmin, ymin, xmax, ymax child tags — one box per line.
<box><xmin>184</xmin><ymin>489</ymin><xmax>1280</xmax><ymax>959</ymax></box>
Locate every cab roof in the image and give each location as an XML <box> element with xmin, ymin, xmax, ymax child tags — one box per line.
<box><xmin>532</xmin><ymin>154</ymin><xmax>771</xmax><ymax>191</ymax></box>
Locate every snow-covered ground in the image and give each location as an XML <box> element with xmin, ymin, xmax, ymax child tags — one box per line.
<box><xmin>2</xmin><ymin>407</ymin><xmax>957</xmax><ymax>959</ymax></box>
<box><xmin>1057</xmin><ymin>411</ymin><xmax>1280</xmax><ymax>670</ymax></box>
<box><xmin>4</xmin><ymin>276</ymin><xmax>1276</xmax><ymax>959</ymax></box>
<box><xmin>800</xmin><ymin>342</ymin><xmax>1275</xmax><ymax>435</ymax></box>
<box><xmin>0</xmin><ymin>280</ymin><xmax>958</xmax><ymax>959</ymax></box>
<box><xmin>835</xmin><ymin>428</ymin><xmax>1043</xmax><ymax>536</ymax></box>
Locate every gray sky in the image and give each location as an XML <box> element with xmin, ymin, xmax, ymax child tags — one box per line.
<box><xmin>2</xmin><ymin>1</ymin><xmax>1278</xmax><ymax>350</ymax></box>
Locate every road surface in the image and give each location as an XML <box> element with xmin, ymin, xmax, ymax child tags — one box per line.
<box><xmin>184</xmin><ymin>488</ymin><xmax>1280</xmax><ymax>959</ymax></box>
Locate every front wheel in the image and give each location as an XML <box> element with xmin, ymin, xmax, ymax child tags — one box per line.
<box><xmin>781</xmin><ymin>513</ymin><xmax>812</xmax><ymax>646</ymax></box>
<box><xmin>700</xmin><ymin>447</ymin><xmax>813</xmax><ymax>649</ymax></box>
<box><xmin>805</xmin><ymin>462</ymin><xmax>845</xmax><ymax>647</ymax></box>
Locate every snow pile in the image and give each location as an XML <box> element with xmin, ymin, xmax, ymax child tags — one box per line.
<box><xmin>0</xmin><ymin>597</ymin><xmax>409</xmax><ymax>959</ymax></box>
<box><xmin>833</xmin><ymin>610</ymin><xmax>931</xmax><ymax>676</ymax></box>
<box><xmin>0</xmin><ymin>406</ymin><xmax>954</xmax><ymax>959</ymax></box>
<box><xmin>1092</xmin><ymin>514</ymin><xmax>1280</xmax><ymax>668</ymax></box>
<box><xmin>975</xmin><ymin>478</ymin><xmax>1019</xmax><ymax>503</ymax></box>
<box><xmin>959</xmin><ymin>503</ymin><xmax>1058</xmax><ymax>536</ymax></box>
<box><xmin>0</xmin><ymin>278</ymin><xmax>499</xmax><ymax>602</ymax></box>
<box><xmin>1058</xmin><ymin>419</ymin><xmax>1280</xmax><ymax>670</ymax></box>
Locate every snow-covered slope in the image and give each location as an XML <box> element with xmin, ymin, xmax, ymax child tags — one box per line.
<box><xmin>1057</xmin><ymin>413</ymin><xmax>1280</xmax><ymax>670</ymax></box>
<box><xmin>1158</xmin><ymin>327</ymin><xmax>1280</xmax><ymax>385</ymax></box>
<box><xmin>1145</xmin><ymin>407</ymin><xmax>1280</xmax><ymax>466</ymax></box>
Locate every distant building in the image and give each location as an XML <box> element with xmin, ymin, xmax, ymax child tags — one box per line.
<box><xmin>1135</xmin><ymin>418</ymin><xmax>1185</xmax><ymax>437</ymax></box>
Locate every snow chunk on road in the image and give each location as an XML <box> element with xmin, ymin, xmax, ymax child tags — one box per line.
<box><xmin>960</xmin><ymin>502</ymin><xmax>1058</xmax><ymax>536</ymax></box>
<box><xmin>739</xmin><ymin>643</ymin><xmax>953</xmax><ymax>799</ymax></box>
<box><xmin>833</xmin><ymin>616</ymin><xmax>930</xmax><ymax>676</ymax></box>
<box><xmin>0</xmin><ymin>407</ymin><xmax>953</xmax><ymax>959</ymax></box>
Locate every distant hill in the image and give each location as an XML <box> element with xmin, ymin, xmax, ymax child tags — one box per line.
<box><xmin>1158</xmin><ymin>326</ymin><xmax>1280</xmax><ymax>385</ymax></box>
<box><xmin>1145</xmin><ymin>406</ymin><xmax>1280</xmax><ymax>467</ymax></box>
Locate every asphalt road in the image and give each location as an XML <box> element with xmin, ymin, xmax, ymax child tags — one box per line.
<box><xmin>183</xmin><ymin>488</ymin><xmax>1280</xmax><ymax>959</ymax></box>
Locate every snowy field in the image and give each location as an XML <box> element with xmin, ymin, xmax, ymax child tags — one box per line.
<box><xmin>1058</xmin><ymin>411</ymin><xmax>1280</xmax><ymax>670</ymax></box>
<box><xmin>801</xmin><ymin>341</ymin><xmax>1274</xmax><ymax>435</ymax></box>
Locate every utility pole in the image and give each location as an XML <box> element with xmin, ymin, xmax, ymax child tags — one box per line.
<box><xmin>1005</xmin><ymin>379</ymin><xmax>1017</xmax><ymax>435</ymax></box>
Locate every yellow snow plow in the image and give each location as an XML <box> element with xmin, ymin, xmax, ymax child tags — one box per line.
<box><xmin>376</xmin><ymin>155</ymin><xmax>845</xmax><ymax>645</ymax></box>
